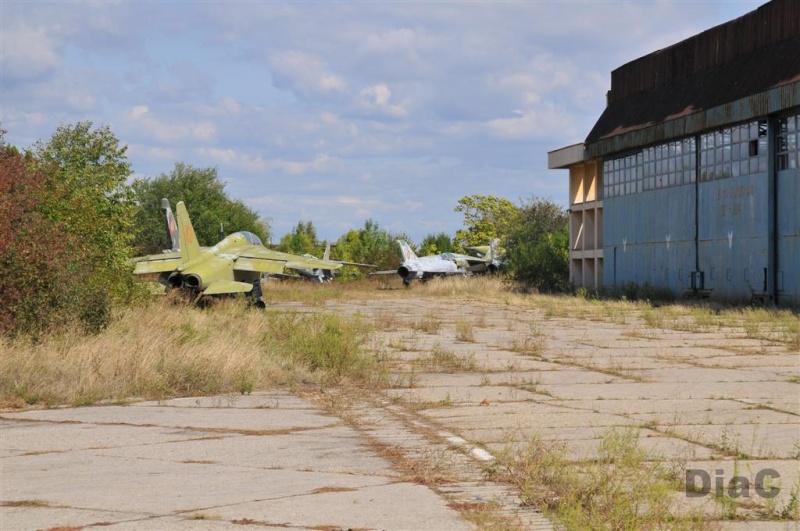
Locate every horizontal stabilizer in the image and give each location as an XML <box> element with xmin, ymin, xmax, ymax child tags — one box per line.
<box><xmin>202</xmin><ymin>280</ymin><xmax>254</xmax><ymax>295</ymax></box>
<box><xmin>133</xmin><ymin>253</ymin><xmax>183</xmax><ymax>274</ymax></box>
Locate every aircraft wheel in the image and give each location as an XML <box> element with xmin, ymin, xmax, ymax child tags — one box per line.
<box><xmin>249</xmin><ymin>280</ymin><xmax>266</xmax><ymax>309</ymax></box>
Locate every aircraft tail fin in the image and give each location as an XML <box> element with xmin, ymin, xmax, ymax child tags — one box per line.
<box><xmin>397</xmin><ymin>240</ymin><xmax>419</xmax><ymax>262</ymax></box>
<box><xmin>175</xmin><ymin>201</ymin><xmax>201</xmax><ymax>263</ymax></box>
<box><xmin>323</xmin><ymin>242</ymin><xmax>331</xmax><ymax>261</ymax></box>
<box><xmin>489</xmin><ymin>238</ymin><xmax>497</xmax><ymax>262</ymax></box>
<box><xmin>161</xmin><ymin>198</ymin><xmax>180</xmax><ymax>252</ymax></box>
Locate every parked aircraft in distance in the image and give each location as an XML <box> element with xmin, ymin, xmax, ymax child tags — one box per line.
<box><xmin>372</xmin><ymin>240</ymin><xmax>467</xmax><ymax>286</ymax></box>
<box><xmin>294</xmin><ymin>242</ymin><xmax>376</xmax><ymax>283</ymax></box>
<box><xmin>446</xmin><ymin>239</ymin><xmax>505</xmax><ymax>274</ymax></box>
<box><xmin>133</xmin><ymin>200</ymin><xmax>342</xmax><ymax>307</ymax></box>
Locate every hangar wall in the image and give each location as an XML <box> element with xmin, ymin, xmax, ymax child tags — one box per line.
<box><xmin>602</xmin><ymin>114</ymin><xmax>799</xmax><ymax>304</ymax></box>
<box><xmin>549</xmin><ymin>0</ymin><xmax>799</xmax><ymax>306</ymax></box>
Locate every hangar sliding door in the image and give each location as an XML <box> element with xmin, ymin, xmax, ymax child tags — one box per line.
<box><xmin>696</xmin><ymin>122</ymin><xmax>770</xmax><ymax>301</ymax></box>
<box><xmin>776</xmin><ymin>114</ymin><xmax>800</xmax><ymax>306</ymax></box>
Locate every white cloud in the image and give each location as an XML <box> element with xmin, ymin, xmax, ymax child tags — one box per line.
<box><xmin>1</xmin><ymin>25</ymin><xmax>61</xmax><ymax>81</ymax></box>
<box><xmin>357</xmin><ymin>83</ymin><xmax>408</xmax><ymax>118</ymax></box>
<box><xmin>195</xmin><ymin>147</ymin><xmax>337</xmax><ymax>176</ymax></box>
<box><xmin>124</xmin><ymin>105</ymin><xmax>216</xmax><ymax>143</ymax></box>
<box><xmin>0</xmin><ymin>0</ymin><xmax>766</xmax><ymax>242</ymax></box>
<box><xmin>269</xmin><ymin>50</ymin><xmax>347</xmax><ymax>98</ymax></box>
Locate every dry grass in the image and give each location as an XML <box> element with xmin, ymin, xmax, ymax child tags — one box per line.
<box><xmin>6</xmin><ymin>277</ymin><xmax>793</xmax><ymax>407</ymax></box>
<box><xmin>0</xmin><ymin>297</ymin><xmax>384</xmax><ymax>408</ymax></box>
<box><xmin>455</xmin><ymin>319</ymin><xmax>476</xmax><ymax>342</ymax></box>
<box><xmin>419</xmin><ymin>344</ymin><xmax>477</xmax><ymax>372</ymax></box>
<box><xmin>412</xmin><ymin>312</ymin><xmax>441</xmax><ymax>334</ymax></box>
<box><xmin>493</xmin><ymin>428</ymin><xmax>713</xmax><ymax>530</ymax></box>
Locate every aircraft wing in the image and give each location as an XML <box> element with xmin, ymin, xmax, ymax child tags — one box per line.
<box><xmin>302</xmin><ymin>256</ymin><xmax>375</xmax><ymax>269</ymax></box>
<box><xmin>233</xmin><ymin>256</ymin><xmax>287</xmax><ymax>275</ymax></box>
<box><xmin>333</xmin><ymin>260</ymin><xmax>377</xmax><ymax>268</ymax></box>
<box><xmin>233</xmin><ymin>246</ymin><xmax>341</xmax><ymax>273</ymax></box>
<box><xmin>285</xmin><ymin>260</ymin><xmax>343</xmax><ymax>271</ymax></box>
<box><xmin>133</xmin><ymin>252</ymin><xmax>183</xmax><ymax>274</ymax></box>
<box><xmin>463</xmin><ymin>256</ymin><xmax>490</xmax><ymax>267</ymax></box>
<box><xmin>202</xmin><ymin>280</ymin><xmax>254</xmax><ymax>295</ymax></box>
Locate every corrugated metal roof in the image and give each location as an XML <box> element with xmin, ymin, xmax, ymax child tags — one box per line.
<box><xmin>585</xmin><ymin>0</ymin><xmax>800</xmax><ymax>153</ymax></box>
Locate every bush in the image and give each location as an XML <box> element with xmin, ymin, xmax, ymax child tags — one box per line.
<box><xmin>505</xmin><ymin>198</ymin><xmax>570</xmax><ymax>293</ymax></box>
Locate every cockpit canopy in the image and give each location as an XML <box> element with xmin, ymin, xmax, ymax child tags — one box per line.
<box><xmin>234</xmin><ymin>231</ymin><xmax>263</xmax><ymax>246</ymax></box>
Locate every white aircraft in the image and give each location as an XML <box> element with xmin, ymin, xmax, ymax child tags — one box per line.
<box><xmin>373</xmin><ymin>240</ymin><xmax>467</xmax><ymax>286</ymax></box>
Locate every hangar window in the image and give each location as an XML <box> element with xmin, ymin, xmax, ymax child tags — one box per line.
<box><xmin>777</xmin><ymin>114</ymin><xmax>800</xmax><ymax>171</ymax></box>
<box><xmin>701</xmin><ymin>121</ymin><xmax>765</xmax><ymax>180</ymax></box>
<box><xmin>603</xmin><ymin>137</ymin><xmax>696</xmax><ymax>197</ymax></box>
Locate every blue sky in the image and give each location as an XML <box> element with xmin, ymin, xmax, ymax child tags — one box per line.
<box><xmin>1</xmin><ymin>0</ymin><xmax>765</xmax><ymax>243</ymax></box>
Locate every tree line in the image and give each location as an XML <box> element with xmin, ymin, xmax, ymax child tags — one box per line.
<box><xmin>0</xmin><ymin>122</ymin><xmax>568</xmax><ymax>336</ymax></box>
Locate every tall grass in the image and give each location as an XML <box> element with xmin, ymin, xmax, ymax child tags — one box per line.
<box><xmin>494</xmin><ymin>428</ymin><xmax>710</xmax><ymax>530</ymax></box>
<box><xmin>0</xmin><ymin>298</ymin><xmax>384</xmax><ymax>408</ymax></box>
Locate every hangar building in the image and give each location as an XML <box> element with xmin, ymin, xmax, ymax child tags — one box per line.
<box><xmin>548</xmin><ymin>0</ymin><xmax>799</xmax><ymax>306</ymax></box>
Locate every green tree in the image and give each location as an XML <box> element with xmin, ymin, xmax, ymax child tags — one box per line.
<box><xmin>277</xmin><ymin>220</ymin><xmax>318</xmax><ymax>255</ymax></box>
<box><xmin>419</xmin><ymin>232</ymin><xmax>454</xmax><ymax>256</ymax></box>
<box><xmin>334</xmin><ymin>219</ymin><xmax>404</xmax><ymax>274</ymax></box>
<box><xmin>0</xmin><ymin>143</ymin><xmax>78</xmax><ymax>334</ymax></box>
<box><xmin>453</xmin><ymin>195</ymin><xmax>521</xmax><ymax>250</ymax></box>
<box><xmin>31</xmin><ymin>122</ymin><xmax>139</xmax><ymax>302</ymax></box>
<box><xmin>1</xmin><ymin>123</ymin><xmax>137</xmax><ymax>334</ymax></box>
<box><xmin>505</xmin><ymin>197</ymin><xmax>570</xmax><ymax>292</ymax></box>
<box><xmin>131</xmin><ymin>163</ymin><xmax>270</xmax><ymax>254</ymax></box>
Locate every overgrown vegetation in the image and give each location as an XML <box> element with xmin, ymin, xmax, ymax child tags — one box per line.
<box><xmin>0</xmin><ymin>297</ymin><xmax>384</xmax><ymax>408</ymax></box>
<box><xmin>494</xmin><ymin>428</ymin><xmax>708</xmax><ymax>530</ymax></box>
<box><xmin>1</xmin><ymin>124</ymin><xmax>141</xmax><ymax>336</ymax></box>
<box><xmin>505</xmin><ymin>197</ymin><xmax>570</xmax><ymax>293</ymax></box>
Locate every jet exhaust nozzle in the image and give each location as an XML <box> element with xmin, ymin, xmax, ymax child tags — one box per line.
<box><xmin>168</xmin><ymin>273</ymin><xmax>184</xmax><ymax>288</ymax></box>
<box><xmin>397</xmin><ymin>266</ymin><xmax>411</xmax><ymax>279</ymax></box>
<box><xmin>184</xmin><ymin>274</ymin><xmax>202</xmax><ymax>289</ymax></box>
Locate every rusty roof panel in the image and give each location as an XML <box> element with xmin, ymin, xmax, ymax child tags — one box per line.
<box><xmin>586</xmin><ymin>82</ymin><xmax>800</xmax><ymax>158</ymax></box>
<box><xmin>585</xmin><ymin>0</ymin><xmax>800</xmax><ymax>153</ymax></box>
<box><xmin>608</xmin><ymin>0</ymin><xmax>799</xmax><ymax>104</ymax></box>
<box><xmin>586</xmin><ymin>34</ymin><xmax>800</xmax><ymax>151</ymax></box>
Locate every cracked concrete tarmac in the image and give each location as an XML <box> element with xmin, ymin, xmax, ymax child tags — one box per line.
<box><xmin>2</xmin><ymin>291</ymin><xmax>798</xmax><ymax>530</ymax></box>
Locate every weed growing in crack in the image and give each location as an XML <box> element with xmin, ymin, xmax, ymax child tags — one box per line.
<box><xmin>494</xmin><ymin>428</ymin><xmax>711</xmax><ymax>530</ymax></box>
<box><xmin>455</xmin><ymin>319</ymin><xmax>476</xmax><ymax>342</ymax></box>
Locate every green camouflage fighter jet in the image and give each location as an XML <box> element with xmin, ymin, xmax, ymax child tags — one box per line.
<box><xmin>133</xmin><ymin>200</ymin><xmax>342</xmax><ymax>307</ymax></box>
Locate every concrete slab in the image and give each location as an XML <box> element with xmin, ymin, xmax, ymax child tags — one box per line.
<box><xmin>2</xmin><ymin>401</ymin><xmax>337</xmax><ymax>433</ymax></box>
<box><xmin>0</xmin><ymin>393</ymin><xmax>472</xmax><ymax>531</ymax></box>
<box><xmin>386</xmin><ymin>385</ymin><xmax>541</xmax><ymax>406</ymax></box>
<box><xmin>5</xmin><ymin>294</ymin><xmax>797</xmax><ymax>528</ymax></box>
<box><xmin>209</xmin><ymin>482</ymin><xmax>471</xmax><ymax>531</ymax></box>
<box><xmin>332</xmin><ymin>296</ymin><xmax>799</xmax><ymax>526</ymax></box>
<box><xmin>557</xmin><ymin>398</ymin><xmax>750</xmax><ymax>415</ymax></box>
<box><xmin>539</xmin><ymin>381</ymin><xmax>799</xmax><ymax>401</ymax></box>
<box><xmin>666</xmin><ymin>423</ymin><xmax>800</xmax><ymax>459</ymax></box>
